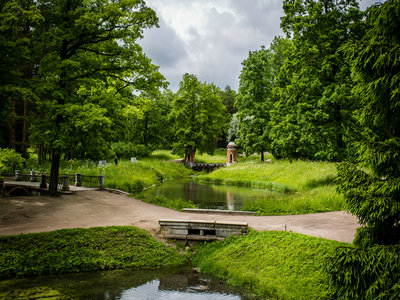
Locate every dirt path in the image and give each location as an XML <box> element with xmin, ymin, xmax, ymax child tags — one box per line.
<box><xmin>0</xmin><ymin>190</ymin><xmax>358</xmax><ymax>243</ymax></box>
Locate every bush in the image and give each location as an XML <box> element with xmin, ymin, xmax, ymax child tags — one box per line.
<box><xmin>0</xmin><ymin>148</ymin><xmax>25</xmax><ymax>174</ymax></box>
<box><xmin>325</xmin><ymin>245</ymin><xmax>400</xmax><ymax>299</ymax></box>
<box><xmin>110</xmin><ymin>142</ymin><xmax>151</xmax><ymax>159</ymax></box>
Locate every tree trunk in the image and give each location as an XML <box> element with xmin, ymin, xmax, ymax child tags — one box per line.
<box><xmin>185</xmin><ymin>147</ymin><xmax>196</xmax><ymax>166</ymax></box>
<box><xmin>38</xmin><ymin>143</ymin><xmax>43</xmax><ymax>166</ymax></box>
<box><xmin>9</xmin><ymin>99</ymin><xmax>16</xmax><ymax>149</ymax></box>
<box><xmin>48</xmin><ymin>152</ymin><xmax>60</xmax><ymax>194</ymax></box>
<box><xmin>22</xmin><ymin>100</ymin><xmax>27</xmax><ymax>158</ymax></box>
<box><xmin>261</xmin><ymin>149</ymin><xmax>264</xmax><ymax>162</ymax></box>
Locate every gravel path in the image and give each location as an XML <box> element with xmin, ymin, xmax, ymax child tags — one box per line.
<box><xmin>0</xmin><ymin>190</ymin><xmax>358</xmax><ymax>243</ymax></box>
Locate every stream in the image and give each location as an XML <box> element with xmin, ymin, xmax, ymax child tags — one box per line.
<box><xmin>0</xmin><ymin>267</ymin><xmax>255</xmax><ymax>299</ymax></box>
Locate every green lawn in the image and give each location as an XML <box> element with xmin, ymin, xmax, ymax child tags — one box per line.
<box><xmin>195</xmin><ymin>159</ymin><xmax>344</xmax><ymax>215</ymax></box>
<box><xmin>0</xmin><ymin>226</ymin><xmax>187</xmax><ymax>280</ymax></box>
<box><xmin>194</xmin><ymin>230</ymin><xmax>349</xmax><ymax>299</ymax></box>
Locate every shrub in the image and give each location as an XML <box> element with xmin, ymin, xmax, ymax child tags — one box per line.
<box><xmin>0</xmin><ymin>148</ymin><xmax>25</xmax><ymax>174</ymax></box>
<box><xmin>110</xmin><ymin>142</ymin><xmax>151</xmax><ymax>159</ymax></box>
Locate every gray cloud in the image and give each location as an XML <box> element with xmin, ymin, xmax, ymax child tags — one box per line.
<box><xmin>140</xmin><ymin>14</ymin><xmax>188</xmax><ymax>68</ymax></box>
<box><xmin>140</xmin><ymin>0</ymin><xmax>382</xmax><ymax>92</ymax></box>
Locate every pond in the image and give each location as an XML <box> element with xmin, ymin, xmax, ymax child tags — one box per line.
<box><xmin>138</xmin><ymin>179</ymin><xmax>278</xmax><ymax>211</ymax></box>
<box><xmin>0</xmin><ymin>268</ymin><xmax>256</xmax><ymax>299</ymax></box>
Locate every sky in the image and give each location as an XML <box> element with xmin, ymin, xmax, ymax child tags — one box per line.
<box><xmin>139</xmin><ymin>0</ymin><xmax>381</xmax><ymax>92</ymax></box>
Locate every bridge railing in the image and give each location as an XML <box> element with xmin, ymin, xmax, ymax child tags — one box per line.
<box><xmin>2</xmin><ymin>171</ymin><xmax>104</xmax><ymax>189</ymax></box>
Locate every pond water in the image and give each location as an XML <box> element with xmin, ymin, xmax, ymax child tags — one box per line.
<box><xmin>138</xmin><ymin>179</ymin><xmax>276</xmax><ymax>211</ymax></box>
<box><xmin>0</xmin><ymin>268</ymin><xmax>256</xmax><ymax>299</ymax></box>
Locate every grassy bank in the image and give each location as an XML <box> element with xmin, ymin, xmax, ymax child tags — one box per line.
<box><xmin>195</xmin><ymin>159</ymin><xmax>344</xmax><ymax>215</ymax></box>
<box><xmin>134</xmin><ymin>195</ymin><xmax>198</xmax><ymax>211</ymax></box>
<box><xmin>194</xmin><ymin>230</ymin><xmax>349</xmax><ymax>299</ymax></box>
<box><xmin>26</xmin><ymin>150</ymin><xmax>193</xmax><ymax>193</ymax></box>
<box><xmin>0</xmin><ymin>226</ymin><xmax>187</xmax><ymax>280</ymax></box>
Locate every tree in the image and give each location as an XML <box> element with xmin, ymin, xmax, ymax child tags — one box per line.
<box><xmin>219</xmin><ymin>85</ymin><xmax>237</xmax><ymax>116</ymax></box>
<box><xmin>25</xmin><ymin>0</ymin><xmax>164</xmax><ymax>193</ymax></box>
<box><xmin>0</xmin><ymin>0</ymin><xmax>43</xmax><ymax>153</ymax></box>
<box><xmin>236</xmin><ymin>47</ymin><xmax>274</xmax><ymax>162</ymax></box>
<box><xmin>170</xmin><ymin>74</ymin><xmax>228</xmax><ymax>165</ymax></box>
<box><xmin>326</xmin><ymin>1</ymin><xmax>400</xmax><ymax>298</ymax></box>
<box><xmin>270</xmin><ymin>0</ymin><xmax>363</xmax><ymax>161</ymax></box>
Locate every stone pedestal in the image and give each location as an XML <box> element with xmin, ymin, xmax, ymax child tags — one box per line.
<box><xmin>98</xmin><ymin>175</ymin><xmax>104</xmax><ymax>190</ymax></box>
<box><xmin>15</xmin><ymin>170</ymin><xmax>22</xmax><ymax>181</ymax></box>
<box><xmin>39</xmin><ymin>174</ymin><xmax>47</xmax><ymax>189</ymax></box>
<box><xmin>30</xmin><ymin>171</ymin><xmax>36</xmax><ymax>182</ymax></box>
<box><xmin>61</xmin><ymin>176</ymin><xmax>69</xmax><ymax>191</ymax></box>
<box><xmin>75</xmin><ymin>173</ymin><xmax>82</xmax><ymax>186</ymax></box>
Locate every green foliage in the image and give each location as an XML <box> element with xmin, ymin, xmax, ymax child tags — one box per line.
<box><xmin>325</xmin><ymin>245</ymin><xmax>400</xmax><ymax>299</ymax></box>
<box><xmin>26</xmin><ymin>153</ymin><xmax>193</xmax><ymax>193</ymax></box>
<box><xmin>270</xmin><ymin>0</ymin><xmax>363</xmax><ymax>161</ymax></box>
<box><xmin>0</xmin><ymin>0</ymin><xmax>165</xmax><ymax>191</ymax></box>
<box><xmin>327</xmin><ymin>1</ymin><xmax>400</xmax><ymax>297</ymax></box>
<box><xmin>236</xmin><ymin>46</ymin><xmax>273</xmax><ymax>162</ymax></box>
<box><xmin>194</xmin><ymin>230</ymin><xmax>348</xmax><ymax>299</ymax></box>
<box><xmin>219</xmin><ymin>85</ymin><xmax>237</xmax><ymax>115</ymax></box>
<box><xmin>337</xmin><ymin>162</ymin><xmax>400</xmax><ymax>246</ymax></box>
<box><xmin>110</xmin><ymin>142</ymin><xmax>151</xmax><ymax>159</ymax></box>
<box><xmin>0</xmin><ymin>148</ymin><xmax>25</xmax><ymax>174</ymax></box>
<box><xmin>0</xmin><ymin>226</ymin><xmax>187</xmax><ymax>279</ymax></box>
<box><xmin>170</xmin><ymin>74</ymin><xmax>229</xmax><ymax>163</ymax></box>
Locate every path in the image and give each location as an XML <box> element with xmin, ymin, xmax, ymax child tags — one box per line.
<box><xmin>0</xmin><ymin>190</ymin><xmax>358</xmax><ymax>243</ymax></box>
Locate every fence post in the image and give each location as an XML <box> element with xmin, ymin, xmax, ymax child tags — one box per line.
<box><xmin>39</xmin><ymin>174</ymin><xmax>47</xmax><ymax>189</ymax></box>
<box><xmin>15</xmin><ymin>170</ymin><xmax>21</xmax><ymax>181</ymax></box>
<box><xmin>75</xmin><ymin>173</ymin><xmax>82</xmax><ymax>186</ymax></box>
<box><xmin>61</xmin><ymin>176</ymin><xmax>69</xmax><ymax>191</ymax></box>
<box><xmin>98</xmin><ymin>175</ymin><xmax>104</xmax><ymax>190</ymax></box>
<box><xmin>30</xmin><ymin>171</ymin><xmax>36</xmax><ymax>182</ymax></box>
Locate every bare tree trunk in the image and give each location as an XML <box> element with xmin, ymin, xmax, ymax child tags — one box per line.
<box><xmin>48</xmin><ymin>152</ymin><xmax>60</xmax><ymax>194</ymax></box>
<box><xmin>261</xmin><ymin>149</ymin><xmax>264</xmax><ymax>162</ymax></box>
<box><xmin>22</xmin><ymin>100</ymin><xmax>27</xmax><ymax>158</ymax></box>
<box><xmin>9</xmin><ymin>99</ymin><xmax>16</xmax><ymax>149</ymax></box>
<box><xmin>38</xmin><ymin>143</ymin><xmax>43</xmax><ymax>166</ymax></box>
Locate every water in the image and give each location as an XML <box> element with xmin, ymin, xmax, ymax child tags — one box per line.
<box><xmin>139</xmin><ymin>179</ymin><xmax>275</xmax><ymax>211</ymax></box>
<box><xmin>0</xmin><ymin>268</ymin><xmax>255</xmax><ymax>299</ymax></box>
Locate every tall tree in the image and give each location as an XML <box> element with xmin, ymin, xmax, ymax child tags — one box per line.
<box><xmin>27</xmin><ymin>0</ymin><xmax>164</xmax><ymax>193</ymax></box>
<box><xmin>170</xmin><ymin>74</ymin><xmax>228</xmax><ymax>165</ymax></box>
<box><xmin>270</xmin><ymin>0</ymin><xmax>363</xmax><ymax>161</ymax></box>
<box><xmin>0</xmin><ymin>0</ymin><xmax>43</xmax><ymax>151</ymax></box>
<box><xmin>236</xmin><ymin>47</ymin><xmax>273</xmax><ymax>162</ymax></box>
<box><xmin>326</xmin><ymin>1</ymin><xmax>400</xmax><ymax>298</ymax></box>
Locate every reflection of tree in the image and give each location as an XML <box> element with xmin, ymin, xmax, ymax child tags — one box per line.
<box><xmin>184</xmin><ymin>181</ymin><xmax>196</xmax><ymax>203</ymax></box>
<box><xmin>1</xmin><ymin>269</ymin><xmax>162</xmax><ymax>299</ymax></box>
<box><xmin>226</xmin><ymin>191</ymin><xmax>235</xmax><ymax>211</ymax></box>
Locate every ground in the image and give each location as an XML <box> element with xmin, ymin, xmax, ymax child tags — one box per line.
<box><xmin>0</xmin><ymin>190</ymin><xmax>358</xmax><ymax>243</ymax></box>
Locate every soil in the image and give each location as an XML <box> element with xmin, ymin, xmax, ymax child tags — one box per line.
<box><xmin>0</xmin><ymin>190</ymin><xmax>359</xmax><ymax>243</ymax></box>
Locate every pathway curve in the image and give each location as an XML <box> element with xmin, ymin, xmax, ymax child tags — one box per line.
<box><xmin>0</xmin><ymin>190</ymin><xmax>358</xmax><ymax>243</ymax></box>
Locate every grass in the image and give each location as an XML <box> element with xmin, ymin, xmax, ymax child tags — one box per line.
<box><xmin>0</xmin><ymin>226</ymin><xmax>188</xmax><ymax>280</ymax></box>
<box><xmin>133</xmin><ymin>195</ymin><xmax>198</xmax><ymax>211</ymax></box>
<box><xmin>194</xmin><ymin>159</ymin><xmax>344</xmax><ymax>215</ymax></box>
<box><xmin>194</xmin><ymin>230</ymin><xmax>350</xmax><ymax>299</ymax></box>
<box><xmin>25</xmin><ymin>151</ymin><xmax>193</xmax><ymax>193</ymax></box>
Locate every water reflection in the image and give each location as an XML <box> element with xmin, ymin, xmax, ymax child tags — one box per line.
<box><xmin>139</xmin><ymin>180</ymin><xmax>274</xmax><ymax>211</ymax></box>
<box><xmin>0</xmin><ymin>268</ymin><xmax>253</xmax><ymax>299</ymax></box>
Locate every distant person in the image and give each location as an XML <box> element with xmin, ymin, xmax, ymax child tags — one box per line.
<box><xmin>114</xmin><ymin>157</ymin><xmax>118</xmax><ymax>165</ymax></box>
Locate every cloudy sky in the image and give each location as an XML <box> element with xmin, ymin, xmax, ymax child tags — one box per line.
<box><xmin>140</xmin><ymin>0</ymin><xmax>380</xmax><ymax>92</ymax></box>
